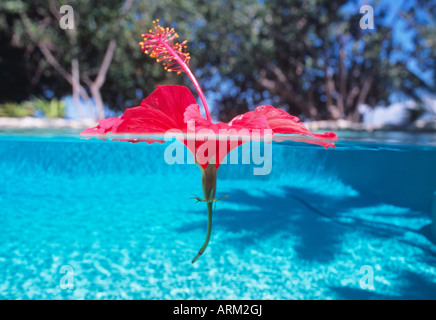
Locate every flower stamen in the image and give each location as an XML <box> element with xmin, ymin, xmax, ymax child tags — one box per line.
<box><xmin>139</xmin><ymin>20</ymin><xmax>190</xmax><ymax>74</ymax></box>
<box><xmin>139</xmin><ymin>20</ymin><xmax>212</xmax><ymax>122</ymax></box>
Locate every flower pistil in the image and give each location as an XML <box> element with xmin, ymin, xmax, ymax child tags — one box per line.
<box><xmin>139</xmin><ymin>20</ymin><xmax>212</xmax><ymax>122</ymax></box>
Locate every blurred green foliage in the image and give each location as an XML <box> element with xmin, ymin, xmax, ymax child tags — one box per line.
<box><xmin>0</xmin><ymin>0</ymin><xmax>434</xmax><ymax>121</ymax></box>
<box><xmin>0</xmin><ymin>101</ymin><xmax>35</xmax><ymax>117</ymax></box>
<box><xmin>191</xmin><ymin>0</ymin><xmax>433</xmax><ymax>121</ymax></box>
<box><xmin>31</xmin><ymin>98</ymin><xmax>66</xmax><ymax>118</ymax></box>
<box><xmin>0</xmin><ymin>98</ymin><xmax>66</xmax><ymax>118</ymax></box>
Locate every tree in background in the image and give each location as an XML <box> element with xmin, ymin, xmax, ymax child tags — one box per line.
<box><xmin>0</xmin><ymin>0</ymin><xmax>196</xmax><ymax>119</ymax></box>
<box><xmin>0</xmin><ymin>0</ymin><xmax>138</xmax><ymax>119</ymax></box>
<box><xmin>404</xmin><ymin>0</ymin><xmax>435</xmax><ymax>91</ymax></box>
<box><xmin>192</xmin><ymin>0</ymin><xmax>432</xmax><ymax>122</ymax></box>
<box><xmin>0</xmin><ymin>2</ymin><xmax>70</xmax><ymax>104</ymax></box>
<box><xmin>0</xmin><ymin>0</ymin><xmax>434</xmax><ymax>121</ymax></box>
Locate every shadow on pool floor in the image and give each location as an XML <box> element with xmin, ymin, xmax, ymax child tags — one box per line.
<box><xmin>175</xmin><ymin>183</ymin><xmax>436</xmax><ymax>299</ymax></box>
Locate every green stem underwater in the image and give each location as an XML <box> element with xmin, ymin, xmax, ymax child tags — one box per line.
<box><xmin>191</xmin><ymin>163</ymin><xmax>218</xmax><ymax>264</ymax></box>
<box><xmin>191</xmin><ymin>202</ymin><xmax>213</xmax><ymax>264</ymax></box>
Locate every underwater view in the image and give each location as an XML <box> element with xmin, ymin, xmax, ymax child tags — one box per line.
<box><xmin>1</xmin><ymin>131</ymin><xmax>435</xmax><ymax>300</ymax></box>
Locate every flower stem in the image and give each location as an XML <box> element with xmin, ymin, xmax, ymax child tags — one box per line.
<box><xmin>191</xmin><ymin>202</ymin><xmax>213</xmax><ymax>264</ymax></box>
<box><xmin>191</xmin><ymin>164</ymin><xmax>217</xmax><ymax>264</ymax></box>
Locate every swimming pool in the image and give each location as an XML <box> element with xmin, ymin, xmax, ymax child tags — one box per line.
<box><xmin>0</xmin><ymin>131</ymin><xmax>436</xmax><ymax>299</ymax></box>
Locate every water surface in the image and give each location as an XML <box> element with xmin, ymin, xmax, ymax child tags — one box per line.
<box><xmin>0</xmin><ymin>132</ymin><xmax>435</xmax><ymax>299</ymax></box>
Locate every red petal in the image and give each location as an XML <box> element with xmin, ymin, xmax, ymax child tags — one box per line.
<box><xmin>139</xmin><ymin>85</ymin><xmax>196</xmax><ymax>130</ymax></box>
<box><xmin>113</xmin><ymin>85</ymin><xmax>196</xmax><ymax>135</ymax></box>
<box><xmin>112</xmin><ymin>138</ymin><xmax>165</xmax><ymax>144</ymax></box>
<box><xmin>183</xmin><ymin>104</ymin><xmax>271</xmax><ymax>169</ymax></box>
<box><xmin>81</xmin><ymin>85</ymin><xmax>197</xmax><ymax>144</ymax></box>
<box><xmin>80</xmin><ymin>117</ymin><xmax>122</xmax><ymax>135</ymax></box>
<box><xmin>272</xmin><ymin>135</ymin><xmax>336</xmax><ymax>149</ymax></box>
<box><xmin>236</xmin><ymin>105</ymin><xmax>337</xmax><ymax>148</ymax></box>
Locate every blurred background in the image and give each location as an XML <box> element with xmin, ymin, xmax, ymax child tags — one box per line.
<box><xmin>0</xmin><ymin>0</ymin><xmax>435</xmax><ymax>131</ymax></box>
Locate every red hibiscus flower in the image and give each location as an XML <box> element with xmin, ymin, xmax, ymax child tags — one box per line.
<box><xmin>82</xmin><ymin>20</ymin><xmax>337</xmax><ymax>263</ymax></box>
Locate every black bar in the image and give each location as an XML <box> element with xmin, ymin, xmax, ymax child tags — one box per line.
<box><xmin>0</xmin><ymin>300</ymin><xmax>432</xmax><ymax>318</ymax></box>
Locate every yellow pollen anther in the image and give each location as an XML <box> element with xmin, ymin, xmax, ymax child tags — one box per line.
<box><xmin>140</xmin><ymin>21</ymin><xmax>191</xmax><ymax>76</ymax></box>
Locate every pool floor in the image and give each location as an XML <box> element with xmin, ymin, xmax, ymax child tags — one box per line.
<box><xmin>0</xmin><ymin>137</ymin><xmax>436</xmax><ymax>299</ymax></box>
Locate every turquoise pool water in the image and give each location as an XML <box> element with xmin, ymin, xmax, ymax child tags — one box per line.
<box><xmin>0</xmin><ymin>132</ymin><xmax>436</xmax><ymax>299</ymax></box>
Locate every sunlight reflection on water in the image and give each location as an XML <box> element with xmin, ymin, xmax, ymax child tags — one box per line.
<box><xmin>0</xmin><ymin>132</ymin><xmax>435</xmax><ymax>299</ymax></box>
